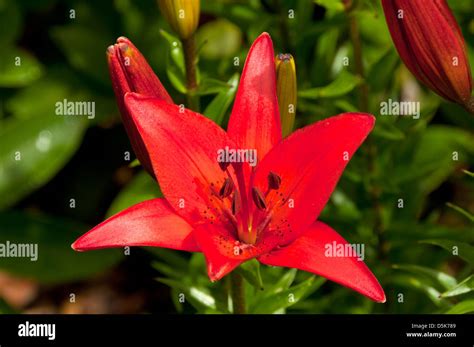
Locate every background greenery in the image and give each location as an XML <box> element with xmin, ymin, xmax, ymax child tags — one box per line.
<box><xmin>0</xmin><ymin>0</ymin><xmax>473</xmax><ymax>314</ymax></box>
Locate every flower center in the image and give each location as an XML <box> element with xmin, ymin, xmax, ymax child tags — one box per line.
<box><xmin>214</xmin><ymin>163</ymin><xmax>282</xmax><ymax>245</ymax></box>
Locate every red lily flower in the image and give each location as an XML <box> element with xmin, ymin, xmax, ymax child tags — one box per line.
<box><xmin>73</xmin><ymin>33</ymin><xmax>385</xmax><ymax>303</ymax></box>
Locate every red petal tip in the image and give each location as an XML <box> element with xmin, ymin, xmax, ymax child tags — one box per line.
<box><xmin>71</xmin><ymin>239</ymin><xmax>85</xmax><ymax>252</ymax></box>
<box><xmin>116</xmin><ymin>36</ymin><xmax>131</xmax><ymax>44</ymax></box>
<box><xmin>106</xmin><ymin>45</ymin><xmax>115</xmax><ymax>56</ymax></box>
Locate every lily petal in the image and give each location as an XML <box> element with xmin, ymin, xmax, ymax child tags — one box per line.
<box><xmin>259</xmin><ymin>221</ymin><xmax>385</xmax><ymax>303</ymax></box>
<box><xmin>193</xmin><ymin>223</ymin><xmax>245</xmax><ymax>281</ymax></box>
<box><xmin>252</xmin><ymin>113</ymin><xmax>375</xmax><ymax>245</ymax></box>
<box><xmin>72</xmin><ymin>198</ymin><xmax>199</xmax><ymax>252</ymax></box>
<box><xmin>125</xmin><ymin>93</ymin><xmax>233</xmax><ymax>224</ymax></box>
<box><xmin>227</xmin><ymin>33</ymin><xmax>281</xmax><ymax>163</ymax></box>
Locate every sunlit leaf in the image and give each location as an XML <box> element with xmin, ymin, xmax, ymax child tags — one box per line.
<box><xmin>0</xmin><ymin>115</ymin><xmax>86</xmax><ymax>210</ymax></box>
<box><xmin>0</xmin><ymin>47</ymin><xmax>43</xmax><ymax>87</ymax></box>
<box><xmin>251</xmin><ymin>276</ymin><xmax>325</xmax><ymax>313</ymax></box>
<box><xmin>420</xmin><ymin>240</ymin><xmax>474</xmax><ymax>265</ymax></box>
<box><xmin>446</xmin><ymin>202</ymin><xmax>474</xmax><ymax>223</ymax></box>
<box><xmin>157</xmin><ymin>277</ymin><xmax>219</xmax><ymax>312</ymax></box>
<box><xmin>441</xmin><ymin>275</ymin><xmax>474</xmax><ymax>298</ymax></box>
<box><xmin>298</xmin><ymin>71</ymin><xmax>362</xmax><ymax>99</ymax></box>
<box><xmin>236</xmin><ymin>259</ymin><xmax>264</xmax><ymax>290</ymax></box>
<box><xmin>392</xmin><ymin>264</ymin><xmax>457</xmax><ymax>290</ymax></box>
<box><xmin>444</xmin><ymin>300</ymin><xmax>474</xmax><ymax>314</ymax></box>
<box><xmin>204</xmin><ymin>73</ymin><xmax>239</xmax><ymax>125</ymax></box>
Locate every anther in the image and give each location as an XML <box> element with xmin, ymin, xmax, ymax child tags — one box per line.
<box><xmin>219</xmin><ymin>161</ymin><xmax>230</xmax><ymax>171</ymax></box>
<box><xmin>219</xmin><ymin>178</ymin><xmax>234</xmax><ymax>198</ymax></box>
<box><xmin>252</xmin><ymin>187</ymin><xmax>267</xmax><ymax>210</ymax></box>
<box><xmin>267</xmin><ymin>171</ymin><xmax>282</xmax><ymax>190</ymax></box>
<box><xmin>232</xmin><ymin>191</ymin><xmax>241</xmax><ymax>215</ymax></box>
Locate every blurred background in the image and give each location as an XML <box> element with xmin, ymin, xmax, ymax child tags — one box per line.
<box><xmin>0</xmin><ymin>0</ymin><xmax>473</xmax><ymax>314</ymax></box>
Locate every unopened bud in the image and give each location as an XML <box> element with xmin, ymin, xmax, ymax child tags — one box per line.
<box><xmin>275</xmin><ymin>53</ymin><xmax>297</xmax><ymax>137</ymax></box>
<box><xmin>158</xmin><ymin>0</ymin><xmax>200</xmax><ymax>40</ymax></box>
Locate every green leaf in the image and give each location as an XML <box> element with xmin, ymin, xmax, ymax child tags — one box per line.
<box><xmin>392</xmin><ymin>264</ymin><xmax>457</xmax><ymax>290</ymax></box>
<box><xmin>420</xmin><ymin>240</ymin><xmax>474</xmax><ymax>265</ymax></box>
<box><xmin>444</xmin><ymin>300</ymin><xmax>474</xmax><ymax>314</ymax></box>
<box><xmin>148</xmin><ymin>248</ymin><xmax>189</xmax><ymax>270</ymax></box>
<box><xmin>0</xmin><ymin>47</ymin><xmax>43</xmax><ymax>87</ymax></box>
<box><xmin>196</xmin><ymin>19</ymin><xmax>242</xmax><ymax>60</ymax></box>
<box><xmin>152</xmin><ymin>261</ymin><xmax>187</xmax><ymax>280</ymax></box>
<box><xmin>313</xmin><ymin>0</ymin><xmax>345</xmax><ymax>14</ymax></box>
<box><xmin>106</xmin><ymin>171</ymin><xmax>161</xmax><ymax>217</ymax></box>
<box><xmin>367</xmin><ymin>48</ymin><xmax>399</xmax><ymax>91</ymax></box>
<box><xmin>6</xmin><ymin>76</ymin><xmax>70</xmax><ymax>120</ymax></box>
<box><xmin>463</xmin><ymin>170</ymin><xmax>474</xmax><ymax>178</ymax></box>
<box><xmin>393</xmin><ymin>126</ymin><xmax>474</xmax><ymax>195</ymax></box>
<box><xmin>128</xmin><ymin>158</ymin><xmax>140</xmax><ymax>168</ymax></box>
<box><xmin>160</xmin><ymin>29</ymin><xmax>187</xmax><ymax>94</ymax></box>
<box><xmin>446</xmin><ymin>202</ymin><xmax>474</xmax><ymax>223</ymax></box>
<box><xmin>0</xmin><ymin>211</ymin><xmax>122</xmax><ymax>284</ymax></box>
<box><xmin>267</xmin><ymin>268</ymin><xmax>297</xmax><ymax>295</ymax></box>
<box><xmin>441</xmin><ymin>275</ymin><xmax>474</xmax><ymax>298</ymax></box>
<box><xmin>390</xmin><ymin>274</ymin><xmax>447</xmax><ymax>307</ymax></box>
<box><xmin>236</xmin><ymin>259</ymin><xmax>264</xmax><ymax>290</ymax></box>
<box><xmin>329</xmin><ymin>189</ymin><xmax>361</xmax><ymax>220</ymax></box>
<box><xmin>251</xmin><ymin>276</ymin><xmax>325</xmax><ymax>313</ymax></box>
<box><xmin>372</xmin><ymin>120</ymin><xmax>405</xmax><ymax>141</ymax></box>
<box><xmin>157</xmin><ymin>277</ymin><xmax>218</xmax><ymax>312</ymax></box>
<box><xmin>196</xmin><ymin>77</ymin><xmax>231</xmax><ymax>96</ymax></box>
<box><xmin>204</xmin><ymin>73</ymin><xmax>239</xmax><ymax>125</ymax></box>
<box><xmin>386</xmin><ymin>223</ymin><xmax>474</xmax><ymax>244</ymax></box>
<box><xmin>298</xmin><ymin>71</ymin><xmax>362</xmax><ymax>99</ymax></box>
<box><xmin>51</xmin><ymin>25</ymin><xmax>111</xmax><ymax>85</ymax></box>
<box><xmin>0</xmin><ymin>115</ymin><xmax>86</xmax><ymax>210</ymax></box>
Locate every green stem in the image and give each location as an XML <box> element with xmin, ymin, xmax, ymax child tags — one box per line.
<box><xmin>182</xmin><ymin>35</ymin><xmax>200</xmax><ymax>111</ymax></box>
<box><xmin>348</xmin><ymin>14</ymin><xmax>368</xmax><ymax>112</ymax></box>
<box><xmin>230</xmin><ymin>272</ymin><xmax>246</xmax><ymax>314</ymax></box>
<box><xmin>277</xmin><ymin>0</ymin><xmax>291</xmax><ymax>52</ymax></box>
<box><xmin>348</xmin><ymin>11</ymin><xmax>387</xmax><ymax>261</ymax></box>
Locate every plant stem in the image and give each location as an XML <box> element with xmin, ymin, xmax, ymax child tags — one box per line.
<box><xmin>348</xmin><ymin>11</ymin><xmax>387</xmax><ymax>261</ymax></box>
<box><xmin>348</xmin><ymin>14</ymin><xmax>368</xmax><ymax>112</ymax></box>
<box><xmin>276</xmin><ymin>0</ymin><xmax>291</xmax><ymax>52</ymax></box>
<box><xmin>182</xmin><ymin>35</ymin><xmax>199</xmax><ymax>111</ymax></box>
<box><xmin>230</xmin><ymin>272</ymin><xmax>246</xmax><ymax>314</ymax></box>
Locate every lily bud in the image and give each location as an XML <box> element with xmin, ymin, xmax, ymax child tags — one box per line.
<box><xmin>275</xmin><ymin>53</ymin><xmax>297</xmax><ymax>136</ymax></box>
<box><xmin>157</xmin><ymin>0</ymin><xmax>200</xmax><ymax>40</ymax></box>
<box><xmin>381</xmin><ymin>0</ymin><xmax>473</xmax><ymax>110</ymax></box>
<box><xmin>107</xmin><ymin>37</ymin><xmax>173</xmax><ymax>177</ymax></box>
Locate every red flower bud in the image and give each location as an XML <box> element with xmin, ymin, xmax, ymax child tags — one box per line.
<box><xmin>107</xmin><ymin>37</ymin><xmax>173</xmax><ymax>176</ymax></box>
<box><xmin>382</xmin><ymin>0</ymin><xmax>473</xmax><ymax>109</ymax></box>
